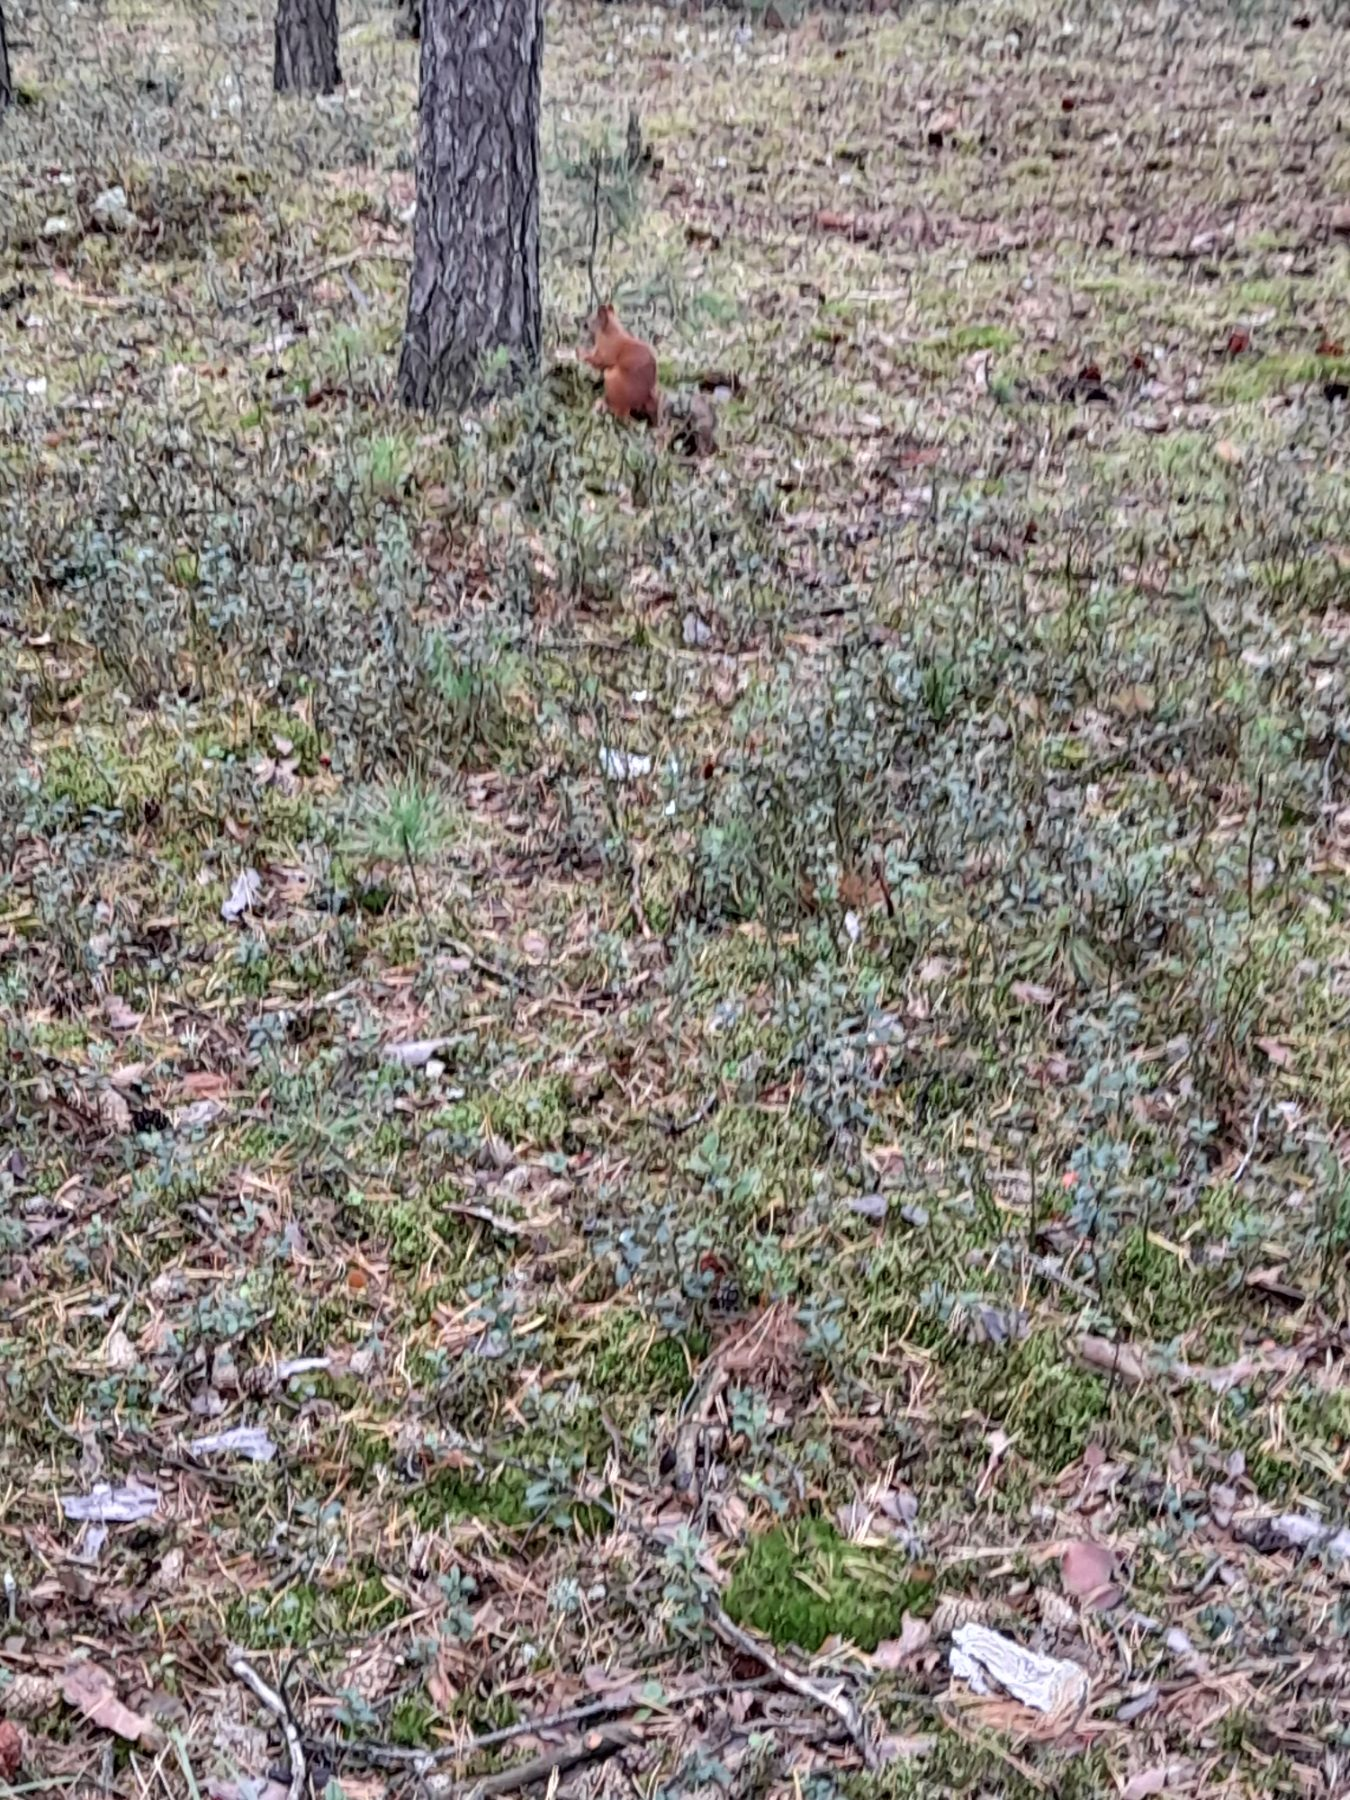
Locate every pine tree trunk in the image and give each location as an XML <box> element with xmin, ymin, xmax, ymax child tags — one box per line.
<box><xmin>0</xmin><ymin>3</ymin><xmax>12</xmax><ymax>112</ymax></box>
<box><xmin>274</xmin><ymin>0</ymin><xmax>342</xmax><ymax>96</ymax></box>
<box><xmin>398</xmin><ymin>0</ymin><xmax>543</xmax><ymax>412</ymax></box>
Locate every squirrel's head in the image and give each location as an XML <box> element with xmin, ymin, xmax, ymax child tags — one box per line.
<box><xmin>592</xmin><ymin>302</ymin><xmax>617</xmax><ymax>335</ymax></box>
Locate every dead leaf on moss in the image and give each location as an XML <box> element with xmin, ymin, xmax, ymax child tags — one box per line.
<box><xmin>102</xmin><ymin>994</ymin><xmax>142</xmax><ymax>1032</ymax></box>
<box><xmin>1122</xmin><ymin>1764</ymin><xmax>1195</xmax><ymax>1799</ymax></box>
<box><xmin>1060</xmin><ymin>1539</ymin><xmax>1121</xmax><ymax>1611</ymax></box>
<box><xmin>870</xmin><ymin>1613</ymin><xmax>932</xmax><ymax>1668</ymax></box>
<box><xmin>206</xmin><ymin>1781</ymin><xmax>290</xmax><ymax>1800</ymax></box>
<box><xmin>0</xmin><ymin>1722</ymin><xmax>21</xmax><ymax>1783</ymax></box>
<box><xmin>1075</xmin><ymin>1335</ymin><xmax>1149</xmax><ymax>1385</ymax></box>
<box><xmin>58</xmin><ymin>1661</ymin><xmax>163</xmax><ymax>1747</ymax></box>
<box><xmin>875</xmin><ymin>1732</ymin><xmax>935</xmax><ymax>1762</ymax></box>
<box><xmin>93</xmin><ymin>1085</ymin><xmax>133</xmax><ymax>1135</ymax></box>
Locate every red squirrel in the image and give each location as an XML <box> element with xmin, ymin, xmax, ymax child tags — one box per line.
<box><xmin>580</xmin><ymin>303</ymin><xmax>660</xmax><ymax>424</ymax></box>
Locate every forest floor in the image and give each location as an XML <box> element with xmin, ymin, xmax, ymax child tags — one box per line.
<box><xmin>2</xmin><ymin>1</ymin><xmax>1350</xmax><ymax>1795</ymax></box>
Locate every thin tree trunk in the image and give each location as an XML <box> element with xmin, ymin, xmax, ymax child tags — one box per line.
<box><xmin>274</xmin><ymin>0</ymin><xmax>342</xmax><ymax>96</ymax></box>
<box><xmin>399</xmin><ymin>0</ymin><xmax>543</xmax><ymax>412</ymax></box>
<box><xmin>0</xmin><ymin>3</ymin><xmax>12</xmax><ymax>113</ymax></box>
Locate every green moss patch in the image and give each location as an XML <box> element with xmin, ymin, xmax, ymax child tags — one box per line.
<box><xmin>724</xmin><ymin>1518</ymin><xmax>932</xmax><ymax>1653</ymax></box>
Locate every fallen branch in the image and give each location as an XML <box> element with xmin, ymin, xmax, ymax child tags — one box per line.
<box><xmin>1231</xmin><ymin>1097</ymin><xmax>1267</xmax><ymax>1188</ymax></box>
<box><xmin>227</xmin><ymin>1652</ymin><xmax>305</xmax><ymax>1800</ymax></box>
<box><xmin>309</xmin><ymin>1436</ymin><xmax>881</xmax><ymax>1773</ymax></box>
<box><xmin>585</xmin><ymin>149</ymin><xmax>602</xmax><ymax>310</ymax></box>
<box><xmin>653</xmin><ymin>1091</ymin><xmax>720</xmax><ymax>1137</ymax></box>
<box><xmin>692</xmin><ymin>367</ymin><xmax>744</xmax><ymax>395</ymax></box>
<box><xmin>227</xmin><ymin>247</ymin><xmax>411</xmax><ymax>314</ymax></box>
<box><xmin>499</xmin><ymin>1443</ymin><xmax>881</xmax><ymax>1764</ymax></box>
<box><xmin>1074</xmin><ymin>1331</ymin><xmax>1319</xmax><ymax>1396</ymax></box>
<box><xmin>305</xmin><ymin>1678</ymin><xmax>771</xmax><ymax>1773</ymax></box>
<box><xmin>707</xmin><ymin>1607</ymin><xmax>878</xmax><ymax>1768</ymax></box>
<box><xmin>429</xmin><ymin>1726</ymin><xmax>636</xmax><ymax>1800</ymax></box>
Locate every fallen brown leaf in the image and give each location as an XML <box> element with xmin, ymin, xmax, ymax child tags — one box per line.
<box><xmin>102</xmin><ymin>994</ymin><xmax>141</xmax><ymax>1032</ymax></box>
<box><xmin>927</xmin><ymin>110</ymin><xmax>958</xmax><ymax>145</ymax></box>
<box><xmin>875</xmin><ymin>1732</ymin><xmax>935</xmax><ymax>1763</ymax></box>
<box><xmin>1075</xmin><ymin>1334</ymin><xmax>1148</xmax><ymax>1386</ymax></box>
<box><xmin>93</xmin><ymin>1085</ymin><xmax>133</xmax><ymax>1135</ymax></box>
<box><xmin>1060</xmin><ymin>1540</ymin><xmax>1121</xmax><ymax>1611</ymax></box>
<box><xmin>206</xmin><ymin>1782</ymin><xmax>290</xmax><ymax>1800</ymax></box>
<box><xmin>0</xmin><ymin>1721</ymin><xmax>21</xmax><ymax>1782</ymax></box>
<box><xmin>58</xmin><ymin>1660</ymin><xmax>162</xmax><ymax>1747</ymax></box>
<box><xmin>1122</xmin><ymin>1764</ymin><xmax>1194</xmax><ymax>1800</ymax></box>
<box><xmin>870</xmin><ymin>1612</ymin><xmax>932</xmax><ymax>1668</ymax></box>
<box><xmin>178</xmin><ymin>1071</ymin><xmax>233</xmax><ymax>1098</ymax></box>
<box><xmin>1011</xmin><ymin>980</ymin><xmax>1055</xmax><ymax>1006</ymax></box>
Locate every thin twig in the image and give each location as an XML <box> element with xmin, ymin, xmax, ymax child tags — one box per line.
<box><xmin>402</xmin><ymin>835</ymin><xmax>431</xmax><ymax>930</ymax></box>
<box><xmin>384</xmin><ymin>1436</ymin><xmax>881</xmax><ymax>1769</ymax></box>
<box><xmin>228</xmin><ymin>1652</ymin><xmax>306</xmax><ymax>1800</ymax></box>
<box><xmin>227</xmin><ymin>247</ymin><xmax>411</xmax><ymax>314</ymax></box>
<box><xmin>1231</xmin><ymin>1097</ymin><xmax>1266</xmax><ymax>1189</ymax></box>
<box><xmin>1022</xmin><ymin>1249</ymin><xmax>1098</xmax><ymax>1304</ymax></box>
<box><xmin>585</xmin><ymin>150</ymin><xmax>603</xmax><ymax>309</ymax></box>
<box><xmin>303</xmin><ymin>1679</ymin><xmax>771</xmax><ymax>1772</ymax></box>
<box><xmin>445</xmin><ymin>935</ymin><xmax>520</xmax><ymax>990</ymax></box>
<box><xmin>0</xmin><ymin>1782</ymin><xmax>84</xmax><ymax>1794</ymax></box>
<box><xmin>169</xmin><ymin>1728</ymin><xmax>204</xmax><ymax>1800</ymax></box>
<box><xmin>707</xmin><ymin>1606</ymin><xmax>879</xmax><ymax>1768</ymax></box>
<box><xmin>653</xmin><ymin>1092</ymin><xmax>720</xmax><ymax>1137</ymax></box>
<box><xmin>431</xmin><ymin>1726</ymin><xmax>636</xmax><ymax>1799</ymax></box>
<box><xmin>629</xmin><ymin>845</ymin><xmax>651</xmax><ymax>940</ymax></box>
<box><xmin>872</xmin><ymin>851</ymin><xmax>896</xmax><ymax>920</ymax></box>
<box><xmin>1246</xmin><ymin>768</ymin><xmax>1265</xmax><ymax>919</ymax></box>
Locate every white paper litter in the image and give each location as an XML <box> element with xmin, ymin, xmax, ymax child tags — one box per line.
<box><xmin>221</xmin><ymin>867</ymin><xmax>262</xmax><ymax>922</ymax></box>
<box><xmin>949</xmin><ymin>1622</ymin><xmax>1089</xmax><ymax>1715</ymax></box>
<box><xmin>598</xmin><ymin>747</ymin><xmax>652</xmax><ymax>782</ymax></box>
<box><xmin>1237</xmin><ymin>1511</ymin><xmax>1350</xmax><ymax>1558</ymax></box>
<box><xmin>91</xmin><ymin>186</ymin><xmax>137</xmax><ymax>233</ymax></box>
<box><xmin>189</xmin><ymin>1425</ymin><xmax>277</xmax><ymax>1464</ymax></box>
<box><xmin>275</xmin><ymin>1356</ymin><xmax>332</xmax><ymax>1380</ymax></box>
<box><xmin>60</xmin><ymin>1479</ymin><xmax>160</xmax><ymax>1524</ymax></box>
<box><xmin>382</xmin><ymin>1036</ymin><xmax>458</xmax><ymax>1069</ymax></box>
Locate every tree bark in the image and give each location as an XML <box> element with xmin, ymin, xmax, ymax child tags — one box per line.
<box><xmin>399</xmin><ymin>0</ymin><xmax>543</xmax><ymax>412</ymax></box>
<box><xmin>274</xmin><ymin>0</ymin><xmax>342</xmax><ymax>96</ymax></box>
<box><xmin>0</xmin><ymin>3</ymin><xmax>12</xmax><ymax>113</ymax></box>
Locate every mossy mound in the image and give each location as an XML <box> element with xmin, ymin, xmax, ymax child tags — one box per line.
<box><xmin>724</xmin><ymin>1517</ymin><xmax>932</xmax><ymax>1653</ymax></box>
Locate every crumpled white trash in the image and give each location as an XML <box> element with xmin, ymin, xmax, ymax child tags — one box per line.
<box><xmin>91</xmin><ymin>186</ymin><xmax>138</xmax><ymax>233</ymax></box>
<box><xmin>950</xmin><ymin>1623</ymin><xmax>1089</xmax><ymax>1716</ymax></box>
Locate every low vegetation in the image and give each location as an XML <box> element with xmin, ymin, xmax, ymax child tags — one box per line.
<box><xmin>1</xmin><ymin>1</ymin><xmax>1348</xmax><ymax>1796</ymax></box>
